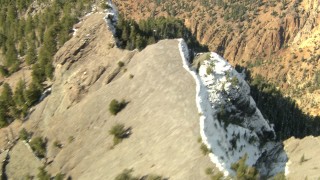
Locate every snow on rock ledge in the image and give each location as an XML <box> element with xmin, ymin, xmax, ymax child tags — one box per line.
<box><xmin>178</xmin><ymin>39</ymin><xmax>287</xmax><ymax>177</ymax></box>
<box><xmin>103</xmin><ymin>0</ymin><xmax>118</xmax><ymax>36</ymax></box>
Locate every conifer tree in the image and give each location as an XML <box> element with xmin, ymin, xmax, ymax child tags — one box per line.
<box><xmin>13</xmin><ymin>79</ymin><xmax>28</xmax><ymax>117</ymax></box>
<box><xmin>25</xmin><ymin>40</ymin><xmax>37</xmax><ymax>65</ymax></box>
<box><xmin>24</xmin><ymin>82</ymin><xmax>42</xmax><ymax>107</ymax></box>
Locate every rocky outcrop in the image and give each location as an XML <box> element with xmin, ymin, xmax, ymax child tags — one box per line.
<box><xmin>180</xmin><ymin>46</ymin><xmax>287</xmax><ymax>176</ymax></box>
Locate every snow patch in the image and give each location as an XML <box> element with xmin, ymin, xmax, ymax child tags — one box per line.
<box><xmin>285</xmin><ymin>160</ymin><xmax>290</xmax><ymax>176</ymax></box>
<box><xmin>72</xmin><ymin>28</ymin><xmax>78</xmax><ymax>36</ymax></box>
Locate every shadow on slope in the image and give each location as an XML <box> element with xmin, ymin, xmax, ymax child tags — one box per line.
<box><xmin>236</xmin><ymin>65</ymin><xmax>320</xmax><ymax>141</ymax></box>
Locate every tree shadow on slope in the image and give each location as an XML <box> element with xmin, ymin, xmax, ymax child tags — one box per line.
<box><xmin>235</xmin><ymin>65</ymin><xmax>320</xmax><ymax>141</ymax></box>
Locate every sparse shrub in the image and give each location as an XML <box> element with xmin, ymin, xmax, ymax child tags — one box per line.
<box><xmin>231</xmin><ymin>154</ymin><xmax>259</xmax><ymax>179</ymax></box>
<box><xmin>19</xmin><ymin>128</ymin><xmax>30</xmax><ymax>141</ymax></box>
<box><xmin>53</xmin><ymin>140</ymin><xmax>62</xmax><ymax>148</ymax></box>
<box><xmin>68</xmin><ymin>136</ymin><xmax>74</xmax><ymax>143</ymax></box>
<box><xmin>37</xmin><ymin>166</ymin><xmax>51</xmax><ymax>180</ymax></box>
<box><xmin>0</xmin><ymin>66</ymin><xmax>9</xmax><ymax>77</ymax></box>
<box><xmin>115</xmin><ymin>169</ymin><xmax>137</xmax><ymax>180</ymax></box>
<box><xmin>205</xmin><ymin>167</ymin><xmax>213</xmax><ymax>175</ymax></box>
<box><xmin>197</xmin><ymin>137</ymin><xmax>202</xmax><ymax>143</ymax></box>
<box><xmin>30</xmin><ymin>137</ymin><xmax>47</xmax><ymax>158</ymax></box>
<box><xmin>299</xmin><ymin>154</ymin><xmax>305</xmax><ymax>165</ymax></box>
<box><xmin>129</xmin><ymin>74</ymin><xmax>134</xmax><ymax>79</ymax></box>
<box><xmin>109</xmin><ymin>99</ymin><xmax>127</xmax><ymax>115</ymax></box>
<box><xmin>231</xmin><ymin>77</ymin><xmax>239</xmax><ymax>87</ymax></box>
<box><xmin>54</xmin><ymin>173</ymin><xmax>65</xmax><ymax>180</ymax></box>
<box><xmin>115</xmin><ymin>169</ymin><xmax>164</xmax><ymax>180</ymax></box>
<box><xmin>211</xmin><ymin>172</ymin><xmax>224</xmax><ymax>180</ymax></box>
<box><xmin>109</xmin><ymin>123</ymin><xmax>130</xmax><ymax>145</ymax></box>
<box><xmin>144</xmin><ymin>174</ymin><xmax>164</xmax><ymax>180</ymax></box>
<box><xmin>273</xmin><ymin>172</ymin><xmax>286</xmax><ymax>180</ymax></box>
<box><xmin>200</xmin><ymin>143</ymin><xmax>211</xmax><ymax>155</ymax></box>
<box><xmin>206</xmin><ymin>53</ymin><xmax>211</xmax><ymax>60</ymax></box>
<box><xmin>118</xmin><ymin>61</ymin><xmax>125</xmax><ymax>67</ymax></box>
<box><xmin>206</xmin><ymin>66</ymin><xmax>213</xmax><ymax>75</ymax></box>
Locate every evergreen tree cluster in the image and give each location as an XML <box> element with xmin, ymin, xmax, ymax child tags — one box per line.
<box><xmin>0</xmin><ymin>81</ymin><xmax>41</xmax><ymax>127</ymax></box>
<box><xmin>0</xmin><ymin>0</ymin><xmax>93</xmax><ymax>79</ymax></box>
<box><xmin>0</xmin><ymin>0</ymin><xmax>95</xmax><ymax>128</ymax></box>
<box><xmin>115</xmin><ymin>15</ymin><xmax>208</xmax><ymax>52</ymax></box>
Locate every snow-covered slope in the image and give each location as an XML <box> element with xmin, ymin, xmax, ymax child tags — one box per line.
<box><xmin>178</xmin><ymin>39</ymin><xmax>287</xmax><ymax>177</ymax></box>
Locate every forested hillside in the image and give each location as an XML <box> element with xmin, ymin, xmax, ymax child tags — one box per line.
<box><xmin>0</xmin><ymin>0</ymin><xmax>94</xmax><ymax>127</ymax></box>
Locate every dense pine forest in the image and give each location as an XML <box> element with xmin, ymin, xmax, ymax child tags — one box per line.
<box><xmin>0</xmin><ymin>0</ymin><xmax>94</xmax><ymax>127</ymax></box>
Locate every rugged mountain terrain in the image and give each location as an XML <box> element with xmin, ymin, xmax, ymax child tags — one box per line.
<box><xmin>112</xmin><ymin>0</ymin><xmax>320</xmax><ymax>116</ymax></box>
<box><xmin>0</xmin><ymin>0</ymin><xmax>319</xmax><ymax>179</ymax></box>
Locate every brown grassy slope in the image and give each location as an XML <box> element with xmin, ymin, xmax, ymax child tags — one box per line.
<box><xmin>113</xmin><ymin>0</ymin><xmax>320</xmax><ymax>116</ymax></box>
<box><xmin>20</xmin><ymin>12</ymin><xmax>214</xmax><ymax>179</ymax></box>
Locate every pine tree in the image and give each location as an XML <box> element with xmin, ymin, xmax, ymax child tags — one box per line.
<box><xmin>0</xmin><ymin>83</ymin><xmax>17</xmax><ymax>124</ymax></box>
<box><xmin>1</xmin><ymin>83</ymin><xmax>15</xmax><ymax>108</ymax></box>
<box><xmin>0</xmin><ymin>102</ymin><xmax>8</xmax><ymax>127</ymax></box>
<box><xmin>13</xmin><ymin>79</ymin><xmax>28</xmax><ymax>117</ymax></box>
<box><xmin>31</xmin><ymin>63</ymin><xmax>46</xmax><ymax>84</ymax></box>
<box><xmin>5</xmin><ymin>36</ymin><xmax>20</xmax><ymax>73</ymax></box>
<box><xmin>19</xmin><ymin>38</ymin><xmax>27</xmax><ymax>56</ymax></box>
<box><xmin>25</xmin><ymin>40</ymin><xmax>37</xmax><ymax>65</ymax></box>
<box><xmin>25</xmin><ymin>16</ymin><xmax>34</xmax><ymax>35</ymax></box>
<box><xmin>24</xmin><ymin>82</ymin><xmax>42</xmax><ymax>107</ymax></box>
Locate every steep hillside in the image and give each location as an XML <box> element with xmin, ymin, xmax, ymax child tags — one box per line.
<box><xmin>112</xmin><ymin>0</ymin><xmax>320</xmax><ymax>116</ymax></box>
